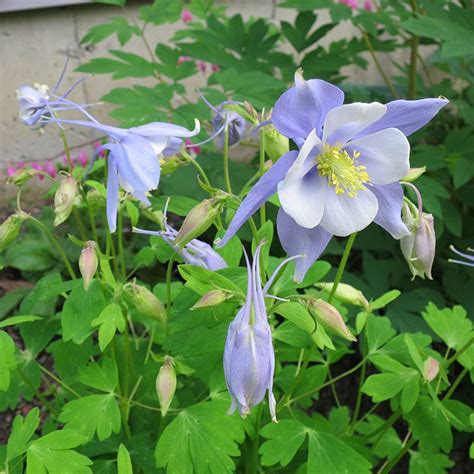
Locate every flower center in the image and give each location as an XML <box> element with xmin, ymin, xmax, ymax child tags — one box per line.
<box><xmin>316</xmin><ymin>144</ymin><xmax>370</xmax><ymax>197</ymax></box>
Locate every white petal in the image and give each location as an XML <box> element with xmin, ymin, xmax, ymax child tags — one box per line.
<box><xmin>278</xmin><ymin>169</ymin><xmax>326</xmax><ymax>229</ymax></box>
<box><xmin>322</xmin><ymin>102</ymin><xmax>387</xmax><ymax>146</ymax></box>
<box><xmin>320</xmin><ymin>186</ymin><xmax>378</xmax><ymax>236</ymax></box>
<box><xmin>347</xmin><ymin>128</ymin><xmax>410</xmax><ymax>185</ymax></box>
<box><xmin>284</xmin><ymin>129</ymin><xmax>322</xmax><ymax>183</ymax></box>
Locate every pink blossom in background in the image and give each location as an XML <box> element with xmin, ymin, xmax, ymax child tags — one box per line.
<box><xmin>181</xmin><ymin>9</ymin><xmax>193</xmax><ymax>23</ymax></box>
<box><xmin>31</xmin><ymin>162</ymin><xmax>44</xmax><ymax>180</ymax></box>
<box><xmin>196</xmin><ymin>61</ymin><xmax>207</xmax><ymax>73</ymax></box>
<box><xmin>44</xmin><ymin>161</ymin><xmax>57</xmax><ymax>179</ymax></box>
<box><xmin>7</xmin><ymin>166</ymin><xmax>17</xmax><ymax>177</ymax></box>
<box><xmin>177</xmin><ymin>56</ymin><xmax>192</xmax><ymax>65</ymax></box>
<box><xmin>185</xmin><ymin>138</ymin><xmax>201</xmax><ymax>155</ymax></box>
<box><xmin>339</xmin><ymin>0</ymin><xmax>358</xmax><ymax>9</ymax></box>
<box><xmin>363</xmin><ymin>0</ymin><xmax>374</xmax><ymax>11</ymax></box>
<box><xmin>93</xmin><ymin>141</ymin><xmax>106</xmax><ymax>158</ymax></box>
<box><xmin>76</xmin><ymin>150</ymin><xmax>88</xmax><ymax>167</ymax></box>
<box><xmin>211</xmin><ymin>64</ymin><xmax>220</xmax><ymax>73</ymax></box>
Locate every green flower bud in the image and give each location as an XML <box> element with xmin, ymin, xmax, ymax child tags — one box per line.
<box><xmin>6</xmin><ymin>167</ymin><xmax>38</xmax><ymax>186</ymax></box>
<box><xmin>422</xmin><ymin>357</ymin><xmax>439</xmax><ymax>382</ymax></box>
<box><xmin>160</xmin><ymin>155</ymin><xmax>186</xmax><ymax>176</ymax></box>
<box><xmin>79</xmin><ymin>241</ymin><xmax>98</xmax><ymax>290</ymax></box>
<box><xmin>156</xmin><ymin>356</ymin><xmax>177</xmax><ymax>417</ymax></box>
<box><xmin>130</xmin><ymin>283</ymin><xmax>166</xmax><ymax>324</ymax></box>
<box><xmin>305</xmin><ymin>298</ymin><xmax>356</xmax><ymax>342</ymax></box>
<box><xmin>315</xmin><ymin>282</ymin><xmax>369</xmax><ymax>309</ymax></box>
<box><xmin>175</xmin><ymin>198</ymin><xmax>222</xmax><ymax>247</ymax></box>
<box><xmin>54</xmin><ymin>175</ymin><xmax>79</xmax><ymax>226</ymax></box>
<box><xmin>263</xmin><ymin>124</ymin><xmax>289</xmax><ymax>162</ymax></box>
<box><xmin>0</xmin><ymin>213</ymin><xmax>28</xmax><ymax>251</ymax></box>
<box><xmin>191</xmin><ymin>290</ymin><xmax>229</xmax><ymax>310</ymax></box>
<box><xmin>402</xmin><ymin>167</ymin><xmax>426</xmax><ymax>182</ymax></box>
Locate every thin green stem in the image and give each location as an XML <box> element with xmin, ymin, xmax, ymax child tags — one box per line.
<box><xmin>443</xmin><ymin>367</ymin><xmax>468</xmax><ymax>400</ymax></box>
<box><xmin>371</xmin><ymin>409</ymin><xmax>402</xmax><ymax>448</ymax></box>
<box><xmin>117</xmin><ymin>210</ymin><xmax>126</xmax><ymax>281</ymax></box>
<box><xmin>39</xmin><ymin>364</ymin><xmax>81</xmax><ymax>397</ymax></box>
<box><xmin>327</xmin><ymin>365</ymin><xmax>341</xmax><ymax>407</ymax></box>
<box><xmin>72</xmin><ymin>208</ymin><xmax>87</xmax><ymax>242</ymax></box>
<box><xmin>259</xmin><ymin>130</ymin><xmax>266</xmax><ymax>226</ymax></box>
<box><xmin>447</xmin><ymin>337</ymin><xmax>473</xmax><ymax>366</ymax></box>
<box><xmin>223</xmin><ymin>127</ymin><xmax>232</xmax><ymax>194</ymax></box>
<box><xmin>408</xmin><ymin>0</ymin><xmax>419</xmax><ymax>99</ymax></box>
<box><xmin>166</xmin><ymin>255</ymin><xmax>176</xmax><ymax>316</ymax></box>
<box><xmin>248</xmin><ymin>217</ymin><xmax>260</xmax><ymax>243</ymax></box>
<box><xmin>351</xmin><ymin>358</ymin><xmax>367</xmax><ymax>428</ymax></box>
<box><xmin>436</xmin><ymin>346</ymin><xmax>450</xmax><ymax>394</ymax></box>
<box><xmin>182</xmin><ymin>151</ymin><xmax>213</xmax><ymax>189</ymax></box>
<box><xmin>249</xmin><ymin>404</ymin><xmax>263</xmax><ymax>474</ymax></box>
<box><xmin>328</xmin><ymin>232</ymin><xmax>357</xmax><ymax>303</ymax></box>
<box><xmin>59</xmin><ymin>126</ymin><xmax>74</xmax><ymax>171</ymax></box>
<box><xmin>29</xmin><ymin>216</ymin><xmax>77</xmax><ymax>279</ymax></box>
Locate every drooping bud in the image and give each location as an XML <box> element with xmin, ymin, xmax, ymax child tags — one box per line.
<box><xmin>191</xmin><ymin>290</ymin><xmax>229</xmax><ymax>310</ymax></box>
<box><xmin>422</xmin><ymin>357</ymin><xmax>439</xmax><ymax>382</ymax></box>
<box><xmin>315</xmin><ymin>282</ymin><xmax>369</xmax><ymax>309</ymax></box>
<box><xmin>156</xmin><ymin>356</ymin><xmax>177</xmax><ymax>417</ymax></box>
<box><xmin>130</xmin><ymin>283</ymin><xmax>166</xmax><ymax>324</ymax></box>
<box><xmin>211</xmin><ymin>102</ymin><xmax>247</xmax><ymax>148</ymax></box>
<box><xmin>175</xmin><ymin>198</ymin><xmax>222</xmax><ymax>247</ymax></box>
<box><xmin>400</xmin><ymin>202</ymin><xmax>436</xmax><ymax>280</ymax></box>
<box><xmin>6</xmin><ymin>166</ymin><xmax>38</xmax><ymax>186</ymax></box>
<box><xmin>305</xmin><ymin>298</ymin><xmax>356</xmax><ymax>342</ymax></box>
<box><xmin>54</xmin><ymin>175</ymin><xmax>79</xmax><ymax>226</ymax></box>
<box><xmin>0</xmin><ymin>213</ymin><xmax>28</xmax><ymax>251</ymax></box>
<box><xmin>402</xmin><ymin>167</ymin><xmax>426</xmax><ymax>182</ymax></box>
<box><xmin>262</xmin><ymin>124</ymin><xmax>289</xmax><ymax>162</ymax></box>
<box><xmin>79</xmin><ymin>241</ymin><xmax>98</xmax><ymax>290</ymax></box>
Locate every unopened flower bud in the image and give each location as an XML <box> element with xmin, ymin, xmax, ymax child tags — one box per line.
<box><xmin>54</xmin><ymin>176</ymin><xmax>79</xmax><ymax>226</ymax></box>
<box><xmin>400</xmin><ymin>203</ymin><xmax>435</xmax><ymax>280</ymax></box>
<box><xmin>422</xmin><ymin>357</ymin><xmax>439</xmax><ymax>382</ymax></box>
<box><xmin>6</xmin><ymin>167</ymin><xmax>37</xmax><ymax>186</ymax></box>
<box><xmin>0</xmin><ymin>213</ymin><xmax>28</xmax><ymax>251</ymax></box>
<box><xmin>130</xmin><ymin>283</ymin><xmax>166</xmax><ymax>324</ymax></box>
<box><xmin>315</xmin><ymin>282</ymin><xmax>369</xmax><ymax>309</ymax></box>
<box><xmin>175</xmin><ymin>198</ymin><xmax>222</xmax><ymax>247</ymax></box>
<box><xmin>191</xmin><ymin>290</ymin><xmax>229</xmax><ymax>310</ymax></box>
<box><xmin>79</xmin><ymin>241</ymin><xmax>98</xmax><ymax>290</ymax></box>
<box><xmin>156</xmin><ymin>356</ymin><xmax>176</xmax><ymax>417</ymax></box>
<box><xmin>160</xmin><ymin>155</ymin><xmax>186</xmax><ymax>176</ymax></box>
<box><xmin>402</xmin><ymin>167</ymin><xmax>426</xmax><ymax>182</ymax></box>
<box><xmin>263</xmin><ymin>124</ymin><xmax>289</xmax><ymax>162</ymax></box>
<box><xmin>305</xmin><ymin>298</ymin><xmax>356</xmax><ymax>342</ymax></box>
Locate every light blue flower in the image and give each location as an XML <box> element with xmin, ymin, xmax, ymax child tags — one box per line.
<box><xmin>134</xmin><ymin>204</ymin><xmax>227</xmax><ymax>271</ymax></box>
<box><xmin>218</xmin><ymin>70</ymin><xmax>448</xmax><ymax>281</ymax></box>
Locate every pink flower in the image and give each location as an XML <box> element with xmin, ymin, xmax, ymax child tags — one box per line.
<box><xmin>196</xmin><ymin>61</ymin><xmax>207</xmax><ymax>73</ymax></box>
<box><xmin>181</xmin><ymin>9</ymin><xmax>193</xmax><ymax>23</ymax></box>
<box><xmin>185</xmin><ymin>138</ymin><xmax>201</xmax><ymax>155</ymax></box>
<box><xmin>211</xmin><ymin>64</ymin><xmax>220</xmax><ymax>73</ymax></box>
<box><xmin>44</xmin><ymin>161</ymin><xmax>57</xmax><ymax>179</ymax></box>
<box><xmin>177</xmin><ymin>56</ymin><xmax>192</xmax><ymax>65</ymax></box>
<box><xmin>93</xmin><ymin>141</ymin><xmax>106</xmax><ymax>158</ymax></box>
<box><xmin>363</xmin><ymin>0</ymin><xmax>374</xmax><ymax>11</ymax></box>
<box><xmin>339</xmin><ymin>0</ymin><xmax>358</xmax><ymax>8</ymax></box>
<box><xmin>76</xmin><ymin>150</ymin><xmax>88</xmax><ymax>168</ymax></box>
<box><xmin>7</xmin><ymin>166</ymin><xmax>17</xmax><ymax>177</ymax></box>
<box><xmin>31</xmin><ymin>162</ymin><xmax>44</xmax><ymax>180</ymax></box>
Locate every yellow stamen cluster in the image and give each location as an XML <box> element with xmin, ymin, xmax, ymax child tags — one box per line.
<box><xmin>317</xmin><ymin>144</ymin><xmax>370</xmax><ymax>197</ymax></box>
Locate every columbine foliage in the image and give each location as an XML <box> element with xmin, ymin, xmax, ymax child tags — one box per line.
<box><xmin>0</xmin><ymin>0</ymin><xmax>473</xmax><ymax>473</ymax></box>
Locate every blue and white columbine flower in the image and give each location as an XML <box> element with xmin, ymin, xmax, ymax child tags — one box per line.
<box><xmin>218</xmin><ymin>70</ymin><xmax>448</xmax><ymax>281</ymax></box>
<box><xmin>134</xmin><ymin>204</ymin><xmax>227</xmax><ymax>271</ymax></box>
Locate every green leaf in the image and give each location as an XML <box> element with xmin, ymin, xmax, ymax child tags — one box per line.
<box><xmin>362</xmin><ymin>368</ymin><xmax>418</xmax><ymax>403</ymax></box>
<box><xmin>26</xmin><ymin>429</ymin><xmax>92</xmax><ymax>474</ymax></box>
<box><xmin>92</xmin><ymin>302</ymin><xmax>126</xmax><ymax>352</ymax></box>
<box><xmin>155</xmin><ymin>399</ymin><xmax>245</xmax><ymax>474</ymax></box>
<box><xmin>78</xmin><ymin>358</ymin><xmax>118</xmax><ymax>392</ymax></box>
<box><xmin>409</xmin><ymin>450</ymin><xmax>454</xmax><ymax>474</ymax></box>
<box><xmin>404</xmin><ymin>334</ymin><xmax>424</xmax><ymax>373</ymax></box>
<box><xmin>0</xmin><ymin>331</ymin><xmax>17</xmax><ymax>391</ymax></box>
<box><xmin>81</xmin><ymin>16</ymin><xmax>139</xmax><ymax>46</ymax></box>
<box><xmin>62</xmin><ymin>280</ymin><xmax>107</xmax><ymax>344</ymax></box>
<box><xmin>274</xmin><ymin>302</ymin><xmax>315</xmax><ymax>335</ymax></box>
<box><xmin>117</xmin><ymin>444</ymin><xmax>133</xmax><ymax>474</ymax></box>
<box><xmin>366</xmin><ymin>315</ymin><xmax>396</xmax><ymax>354</ymax></box>
<box><xmin>370</xmin><ymin>290</ymin><xmax>401</xmax><ymax>310</ymax></box>
<box><xmin>259</xmin><ymin>420</ymin><xmax>306</xmax><ymax>466</ymax></box>
<box><xmin>422</xmin><ymin>303</ymin><xmax>472</xmax><ymax>349</ymax></box>
<box><xmin>401</xmin><ymin>376</ymin><xmax>420</xmax><ymax>414</ymax></box>
<box><xmin>0</xmin><ymin>315</ymin><xmax>41</xmax><ymax>328</ymax></box>
<box><xmin>94</xmin><ymin>0</ymin><xmax>126</xmax><ymax>5</ymax></box>
<box><xmin>139</xmin><ymin>0</ymin><xmax>182</xmax><ymax>25</ymax></box>
<box><xmin>6</xmin><ymin>408</ymin><xmax>40</xmax><ymax>462</ymax></box>
<box><xmin>59</xmin><ymin>394</ymin><xmax>121</xmax><ymax>441</ymax></box>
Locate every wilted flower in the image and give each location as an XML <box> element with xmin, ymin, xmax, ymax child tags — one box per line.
<box><xmin>211</xmin><ymin>101</ymin><xmax>247</xmax><ymax>148</ymax></box>
<box><xmin>156</xmin><ymin>356</ymin><xmax>177</xmax><ymax>417</ymax></box>
<box><xmin>449</xmin><ymin>245</ymin><xmax>474</xmax><ymax>268</ymax></box>
<box><xmin>316</xmin><ymin>282</ymin><xmax>369</xmax><ymax>309</ymax></box>
<box><xmin>305</xmin><ymin>298</ymin><xmax>356</xmax><ymax>342</ymax></box>
<box><xmin>218</xmin><ymin>70</ymin><xmax>448</xmax><ymax>281</ymax></box>
<box><xmin>79</xmin><ymin>241</ymin><xmax>98</xmax><ymax>290</ymax></box>
<box><xmin>129</xmin><ymin>283</ymin><xmax>166</xmax><ymax>324</ymax></box>
<box><xmin>224</xmin><ymin>243</ymin><xmax>277</xmax><ymax>421</ymax></box>
<box><xmin>6</xmin><ymin>165</ymin><xmax>37</xmax><ymax>186</ymax></box>
<box><xmin>0</xmin><ymin>213</ymin><xmax>28</xmax><ymax>251</ymax></box>
<box><xmin>134</xmin><ymin>203</ymin><xmax>227</xmax><ymax>272</ymax></box>
<box><xmin>54</xmin><ymin>175</ymin><xmax>79</xmax><ymax>226</ymax></box>
<box><xmin>422</xmin><ymin>357</ymin><xmax>439</xmax><ymax>382</ymax></box>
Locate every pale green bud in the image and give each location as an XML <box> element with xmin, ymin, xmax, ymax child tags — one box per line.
<box><xmin>156</xmin><ymin>356</ymin><xmax>176</xmax><ymax>417</ymax></box>
<box><xmin>130</xmin><ymin>284</ymin><xmax>166</xmax><ymax>324</ymax></box>
<box><xmin>191</xmin><ymin>290</ymin><xmax>229</xmax><ymax>310</ymax></box>
<box><xmin>54</xmin><ymin>176</ymin><xmax>79</xmax><ymax>226</ymax></box>
<box><xmin>402</xmin><ymin>167</ymin><xmax>426</xmax><ymax>182</ymax></box>
<box><xmin>79</xmin><ymin>241</ymin><xmax>98</xmax><ymax>290</ymax></box>
<box><xmin>315</xmin><ymin>282</ymin><xmax>369</xmax><ymax>309</ymax></box>
<box><xmin>0</xmin><ymin>213</ymin><xmax>28</xmax><ymax>251</ymax></box>
<box><xmin>422</xmin><ymin>357</ymin><xmax>439</xmax><ymax>382</ymax></box>
<box><xmin>263</xmin><ymin>124</ymin><xmax>289</xmax><ymax>162</ymax></box>
<box><xmin>306</xmin><ymin>298</ymin><xmax>356</xmax><ymax>342</ymax></box>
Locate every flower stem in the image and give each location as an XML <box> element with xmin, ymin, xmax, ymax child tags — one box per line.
<box><xmin>249</xmin><ymin>404</ymin><xmax>263</xmax><ymax>474</ymax></box>
<box><xmin>328</xmin><ymin>232</ymin><xmax>357</xmax><ymax>303</ymax></box>
<box><xmin>166</xmin><ymin>254</ymin><xmax>176</xmax><ymax>316</ymax></box>
<box><xmin>350</xmin><ymin>357</ymin><xmax>367</xmax><ymax>428</ymax></box>
<box><xmin>182</xmin><ymin>150</ymin><xmax>213</xmax><ymax>189</ymax></box>
<box><xmin>408</xmin><ymin>0</ymin><xmax>419</xmax><ymax>99</ymax></box>
<box><xmin>29</xmin><ymin>216</ymin><xmax>77</xmax><ymax>279</ymax></box>
<box><xmin>259</xmin><ymin>130</ymin><xmax>266</xmax><ymax>226</ymax></box>
<box><xmin>117</xmin><ymin>210</ymin><xmax>126</xmax><ymax>281</ymax></box>
<box><xmin>39</xmin><ymin>364</ymin><xmax>81</xmax><ymax>397</ymax></box>
<box><xmin>59</xmin><ymin>125</ymin><xmax>74</xmax><ymax>172</ymax></box>
<box><xmin>223</xmin><ymin>127</ymin><xmax>232</xmax><ymax>194</ymax></box>
<box><xmin>447</xmin><ymin>337</ymin><xmax>473</xmax><ymax>366</ymax></box>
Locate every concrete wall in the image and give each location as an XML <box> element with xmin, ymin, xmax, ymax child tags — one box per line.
<box><xmin>0</xmin><ymin>0</ymin><xmax>410</xmax><ymax>204</ymax></box>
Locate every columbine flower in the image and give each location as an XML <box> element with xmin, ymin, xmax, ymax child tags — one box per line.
<box><xmin>76</xmin><ymin>150</ymin><xmax>88</xmax><ymax>168</ymax></box>
<box><xmin>181</xmin><ymin>9</ymin><xmax>193</xmax><ymax>23</ymax></box>
<box><xmin>339</xmin><ymin>0</ymin><xmax>358</xmax><ymax>9</ymax></box>
<box><xmin>43</xmin><ymin>161</ymin><xmax>57</xmax><ymax>179</ymax></box>
<box><xmin>218</xmin><ymin>70</ymin><xmax>448</xmax><ymax>281</ymax></box>
<box><xmin>363</xmin><ymin>0</ymin><xmax>374</xmax><ymax>11</ymax></box>
<box><xmin>50</xmin><ymin>117</ymin><xmax>200</xmax><ymax>232</ymax></box>
<box><xmin>134</xmin><ymin>203</ymin><xmax>227</xmax><ymax>271</ymax></box>
<box><xmin>449</xmin><ymin>245</ymin><xmax>474</xmax><ymax>268</ymax></box>
<box><xmin>31</xmin><ymin>163</ymin><xmax>44</xmax><ymax>180</ymax></box>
